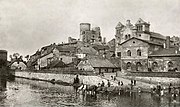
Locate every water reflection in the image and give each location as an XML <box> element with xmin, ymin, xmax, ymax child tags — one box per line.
<box><xmin>0</xmin><ymin>78</ymin><xmax>180</xmax><ymax>107</ymax></box>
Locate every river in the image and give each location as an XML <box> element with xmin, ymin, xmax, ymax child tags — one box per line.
<box><xmin>0</xmin><ymin>77</ymin><xmax>180</xmax><ymax>107</ymax></box>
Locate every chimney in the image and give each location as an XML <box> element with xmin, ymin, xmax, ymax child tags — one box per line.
<box><xmin>126</xmin><ymin>20</ymin><xmax>131</xmax><ymax>26</ymax></box>
<box><xmin>68</xmin><ymin>37</ymin><xmax>71</xmax><ymax>43</ymax></box>
<box><xmin>103</xmin><ymin>37</ymin><xmax>106</xmax><ymax>44</ymax></box>
<box><xmin>166</xmin><ymin>36</ymin><xmax>170</xmax><ymax>49</ymax></box>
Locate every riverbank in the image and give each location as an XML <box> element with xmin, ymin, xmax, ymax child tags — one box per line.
<box><xmin>14</xmin><ymin>70</ymin><xmax>180</xmax><ymax>94</ymax></box>
<box><xmin>15</xmin><ymin>70</ymin><xmax>118</xmax><ymax>86</ymax></box>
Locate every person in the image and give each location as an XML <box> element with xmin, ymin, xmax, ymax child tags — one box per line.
<box><xmin>157</xmin><ymin>82</ymin><xmax>161</xmax><ymax>96</ymax></box>
<box><xmin>172</xmin><ymin>87</ymin><xmax>177</xmax><ymax>102</ymax></box>
<box><xmin>111</xmin><ymin>76</ymin><xmax>113</xmax><ymax>80</ymax></box>
<box><xmin>73</xmin><ymin>75</ymin><xmax>80</xmax><ymax>84</ymax></box>
<box><xmin>121</xmin><ymin>81</ymin><xmax>123</xmax><ymax>86</ymax></box>
<box><xmin>161</xmin><ymin>89</ymin><xmax>164</xmax><ymax>96</ymax></box>
<box><xmin>118</xmin><ymin>81</ymin><xmax>121</xmax><ymax>86</ymax></box>
<box><xmin>107</xmin><ymin>80</ymin><xmax>111</xmax><ymax>87</ymax></box>
<box><xmin>131</xmin><ymin>79</ymin><xmax>134</xmax><ymax>86</ymax></box>
<box><xmin>134</xmin><ymin>80</ymin><xmax>136</xmax><ymax>86</ymax></box>
<box><xmin>150</xmin><ymin>84</ymin><xmax>153</xmax><ymax>93</ymax></box>
<box><xmin>101</xmin><ymin>81</ymin><xmax>105</xmax><ymax>87</ymax></box>
<box><xmin>168</xmin><ymin>83</ymin><xmax>172</xmax><ymax>93</ymax></box>
<box><xmin>98</xmin><ymin>83</ymin><xmax>101</xmax><ymax>87</ymax></box>
<box><xmin>114</xmin><ymin>76</ymin><xmax>116</xmax><ymax>81</ymax></box>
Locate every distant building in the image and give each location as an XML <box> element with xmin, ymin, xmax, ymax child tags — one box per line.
<box><xmin>0</xmin><ymin>50</ymin><xmax>7</xmax><ymax>69</ymax></box>
<box><xmin>79</xmin><ymin>23</ymin><xmax>102</xmax><ymax>44</ymax></box>
<box><xmin>77</xmin><ymin>57</ymin><xmax>118</xmax><ymax>74</ymax></box>
<box><xmin>115</xmin><ymin>18</ymin><xmax>180</xmax><ymax>72</ymax></box>
<box><xmin>10</xmin><ymin>61</ymin><xmax>27</xmax><ymax>70</ymax></box>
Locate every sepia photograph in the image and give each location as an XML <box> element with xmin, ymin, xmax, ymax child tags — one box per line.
<box><xmin>0</xmin><ymin>0</ymin><xmax>180</xmax><ymax>107</ymax></box>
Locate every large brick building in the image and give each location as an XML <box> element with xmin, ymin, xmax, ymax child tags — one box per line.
<box><xmin>115</xmin><ymin>18</ymin><xmax>180</xmax><ymax>72</ymax></box>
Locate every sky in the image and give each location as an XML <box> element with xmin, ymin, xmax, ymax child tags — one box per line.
<box><xmin>0</xmin><ymin>0</ymin><xmax>180</xmax><ymax>59</ymax></box>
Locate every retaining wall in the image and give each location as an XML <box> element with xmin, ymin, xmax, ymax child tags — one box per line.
<box><xmin>15</xmin><ymin>71</ymin><xmax>118</xmax><ymax>86</ymax></box>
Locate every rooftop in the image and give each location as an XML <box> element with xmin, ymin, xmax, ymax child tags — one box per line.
<box><xmin>149</xmin><ymin>47</ymin><xmax>180</xmax><ymax>57</ymax></box>
<box><xmin>88</xmin><ymin>58</ymin><xmax>116</xmax><ymax>68</ymax></box>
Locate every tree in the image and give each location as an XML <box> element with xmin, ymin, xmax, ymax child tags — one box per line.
<box><xmin>13</xmin><ymin>53</ymin><xmax>20</xmax><ymax>59</ymax></box>
<box><xmin>25</xmin><ymin>55</ymin><xmax>30</xmax><ymax>61</ymax></box>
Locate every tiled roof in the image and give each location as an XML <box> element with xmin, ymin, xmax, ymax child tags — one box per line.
<box><xmin>88</xmin><ymin>58</ymin><xmax>116</xmax><ymax>68</ymax></box>
<box><xmin>109</xmin><ymin>58</ymin><xmax>121</xmax><ymax>68</ymax></box>
<box><xmin>56</xmin><ymin>46</ymin><xmax>76</xmax><ymax>52</ymax></box>
<box><xmin>92</xmin><ymin>45</ymin><xmax>110</xmax><ymax>51</ymax></box>
<box><xmin>119</xmin><ymin>37</ymin><xmax>163</xmax><ymax>46</ymax></box>
<box><xmin>48</xmin><ymin>60</ymin><xmax>67</xmax><ymax>68</ymax></box>
<box><xmin>149</xmin><ymin>47</ymin><xmax>180</xmax><ymax>57</ymax></box>
<box><xmin>150</xmin><ymin>32</ymin><xmax>166</xmax><ymax>40</ymax></box>
<box><xmin>136</xmin><ymin>18</ymin><xmax>149</xmax><ymax>25</ymax></box>
<box><xmin>78</xmin><ymin>46</ymin><xmax>97</xmax><ymax>54</ymax></box>
<box><xmin>116</xmin><ymin>22</ymin><xmax>124</xmax><ymax>28</ymax></box>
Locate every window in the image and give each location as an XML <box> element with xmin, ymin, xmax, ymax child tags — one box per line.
<box><xmin>152</xmin><ymin>62</ymin><xmax>158</xmax><ymax>68</ymax></box>
<box><xmin>128</xmin><ymin>34</ymin><xmax>131</xmax><ymax>39</ymax></box>
<box><xmin>126</xmin><ymin>62</ymin><xmax>131</xmax><ymax>70</ymax></box>
<box><xmin>136</xmin><ymin>62</ymin><xmax>142</xmax><ymax>71</ymax></box>
<box><xmin>139</xmin><ymin>34</ymin><xmax>141</xmax><ymax>37</ymax></box>
<box><xmin>117</xmin><ymin>52</ymin><xmax>121</xmax><ymax>57</ymax></box>
<box><xmin>127</xmin><ymin>50</ymin><xmax>131</xmax><ymax>56</ymax></box>
<box><xmin>133</xmin><ymin>41</ymin><xmax>135</xmax><ymax>43</ymax></box>
<box><xmin>168</xmin><ymin>61</ymin><xmax>173</xmax><ymax>67</ymax></box>
<box><xmin>137</xmin><ymin>49</ymin><xmax>141</xmax><ymax>56</ymax></box>
<box><xmin>125</xmin><ymin>35</ymin><xmax>128</xmax><ymax>39</ymax></box>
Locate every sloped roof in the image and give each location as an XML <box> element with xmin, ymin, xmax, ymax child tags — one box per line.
<box><xmin>109</xmin><ymin>58</ymin><xmax>121</xmax><ymax>68</ymax></box>
<box><xmin>136</xmin><ymin>18</ymin><xmax>149</xmax><ymax>25</ymax></box>
<box><xmin>150</xmin><ymin>32</ymin><xmax>166</xmax><ymax>40</ymax></box>
<box><xmin>78</xmin><ymin>46</ymin><xmax>97</xmax><ymax>54</ymax></box>
<box><xmin>48</xmin><ymin>60</ymin><xmax>67</xmax><ymax>68</ymax></box>
<box><xmin>116</xmin><ymin>22</ymin><xmax>124</xmax><ymax>28</ymax></box>
<box><xmin>56</xmin><ymin>46</ymin><xmax>76</xmax><ymax>52</ymax></box>
<box><xmin>119</xmin><ymin>37</ymin><xmax>163</xmax><ymax>46</ymax></box>
<box><xmin>92</xmin><ymin>45</ymin><xmax>110</xmax><ymax>51</ymax></box>
<box><xmin>149</xmin><ymin>47</ymin><xmax>180</xmax><ymax>57</ymax></box>
<box><xmin>88</xmin><ymin>58</ymin><xmax>116</xmax><ymax>68</ymax></box>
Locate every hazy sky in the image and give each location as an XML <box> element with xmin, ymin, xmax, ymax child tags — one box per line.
<box><xmin>0</xmin><ymin>0</ymin><xmax>180</xmax><ymax>58</ymax></box>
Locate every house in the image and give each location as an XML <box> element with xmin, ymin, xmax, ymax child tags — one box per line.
<box><xmin>76</xmin><ymin>45</ymin><xmax>98</xmax><ymax>59</ymax></box>
<box><xmin>37</xmin><ymin>45</ymin><xmax>77</xmax><ymax>70</ymax></box>
<box><xmin>9</xmin><ymin>61</ymin><xmax>27</xmax><ymax>70</ymax></box>
<box><xmin>149</xmin><ymin>47</ymin><xmax>180</xmax><ymax>72</ymax></box>
<box><xmin>115</xmin><ymin>18</ymin><xmax>180</xmax><ymax>72</ymax></box>
<box><xmin>77</xmin><ymin>57</ymin><xmax>118</xmax><ymax>74</ymax></box>
<box><xmin>119</xmin><ymin>37</ymin><xmax>163</xmax><ymax>72</ymax></box>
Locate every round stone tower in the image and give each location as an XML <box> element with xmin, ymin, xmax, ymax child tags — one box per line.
<box><xmin>80</xmin><ymin>23</ymin><xmax>91</xmax><ymax>41</ymax></box>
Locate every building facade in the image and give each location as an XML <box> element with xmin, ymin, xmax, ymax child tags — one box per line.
<box><xmin>115</xmin><ymin>18</ymin><xmax>180</xmax><ymax>72</ymax></box>
<box><xmin>79</xmin><ymin>23</ymin><xmax>102</xmax><ymax>44</ymax></box>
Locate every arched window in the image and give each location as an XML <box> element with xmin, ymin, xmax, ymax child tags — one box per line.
<box><xmin>126</xmin><ymin>62</ymin><xmax>131</xmax><ymax>70</ymax></box>
<box><xmin>168</xmin><ymin>61</ymin><xmax>173</xmax><ymax>67</ymax></box>
<box><xmin>128</xmin><ymin>34</ymin><xmax>131</xmax><ymax>39</ymax></box>
<box><xmin>152</xmin><ymin>62</ymin><xmax>158</xmax><ymax>68</ymax></box>
<box><xmin>125</xmin><ymin>35</ymin><xmax>128</xmax><ymax>39</ymax></box>
<box><xmin>127</xmin><ymin>50</ymin><xmax>131</xmax><ymax>56</ymax></box>
<box><xmin>136</xmin><ymin>62</ymin><xmax>142</xmax><ymax>71</ymax></box>
<box><xmin>137</xmin><ymin>49</ymin><xmax>141</xmax><ymax>56</ymax></box>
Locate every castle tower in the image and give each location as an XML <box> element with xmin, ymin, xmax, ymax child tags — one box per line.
<box><xmin>135</xmin><ymin>18</ymin><xmax>150</xmax><ymax>32</ymax></box>
<box><xmin>80</xmin><ymin>23</ymin><xmax>91</xmax><ymax>42</ymax></box>
<box><xmin>135</xmin><ymin>18</ymin><xmax>150</xmax><ymax>40</ymax></box>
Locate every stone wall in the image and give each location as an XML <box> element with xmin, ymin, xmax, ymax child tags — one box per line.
<box><xmin>149</xmin><ymin>56</ymin><xmax>180</xmax><ymax>72</ymax></box>
<box><xmin>15</xmin><ymin>71</ymin><xmax>118</xmax><ymax>86</ymax></box>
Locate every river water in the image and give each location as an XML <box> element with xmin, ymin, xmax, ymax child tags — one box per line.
<box><xmin>0</xmin><ymin>77</ymin><xmax>180</xmax><ymax>107</ymax></box>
